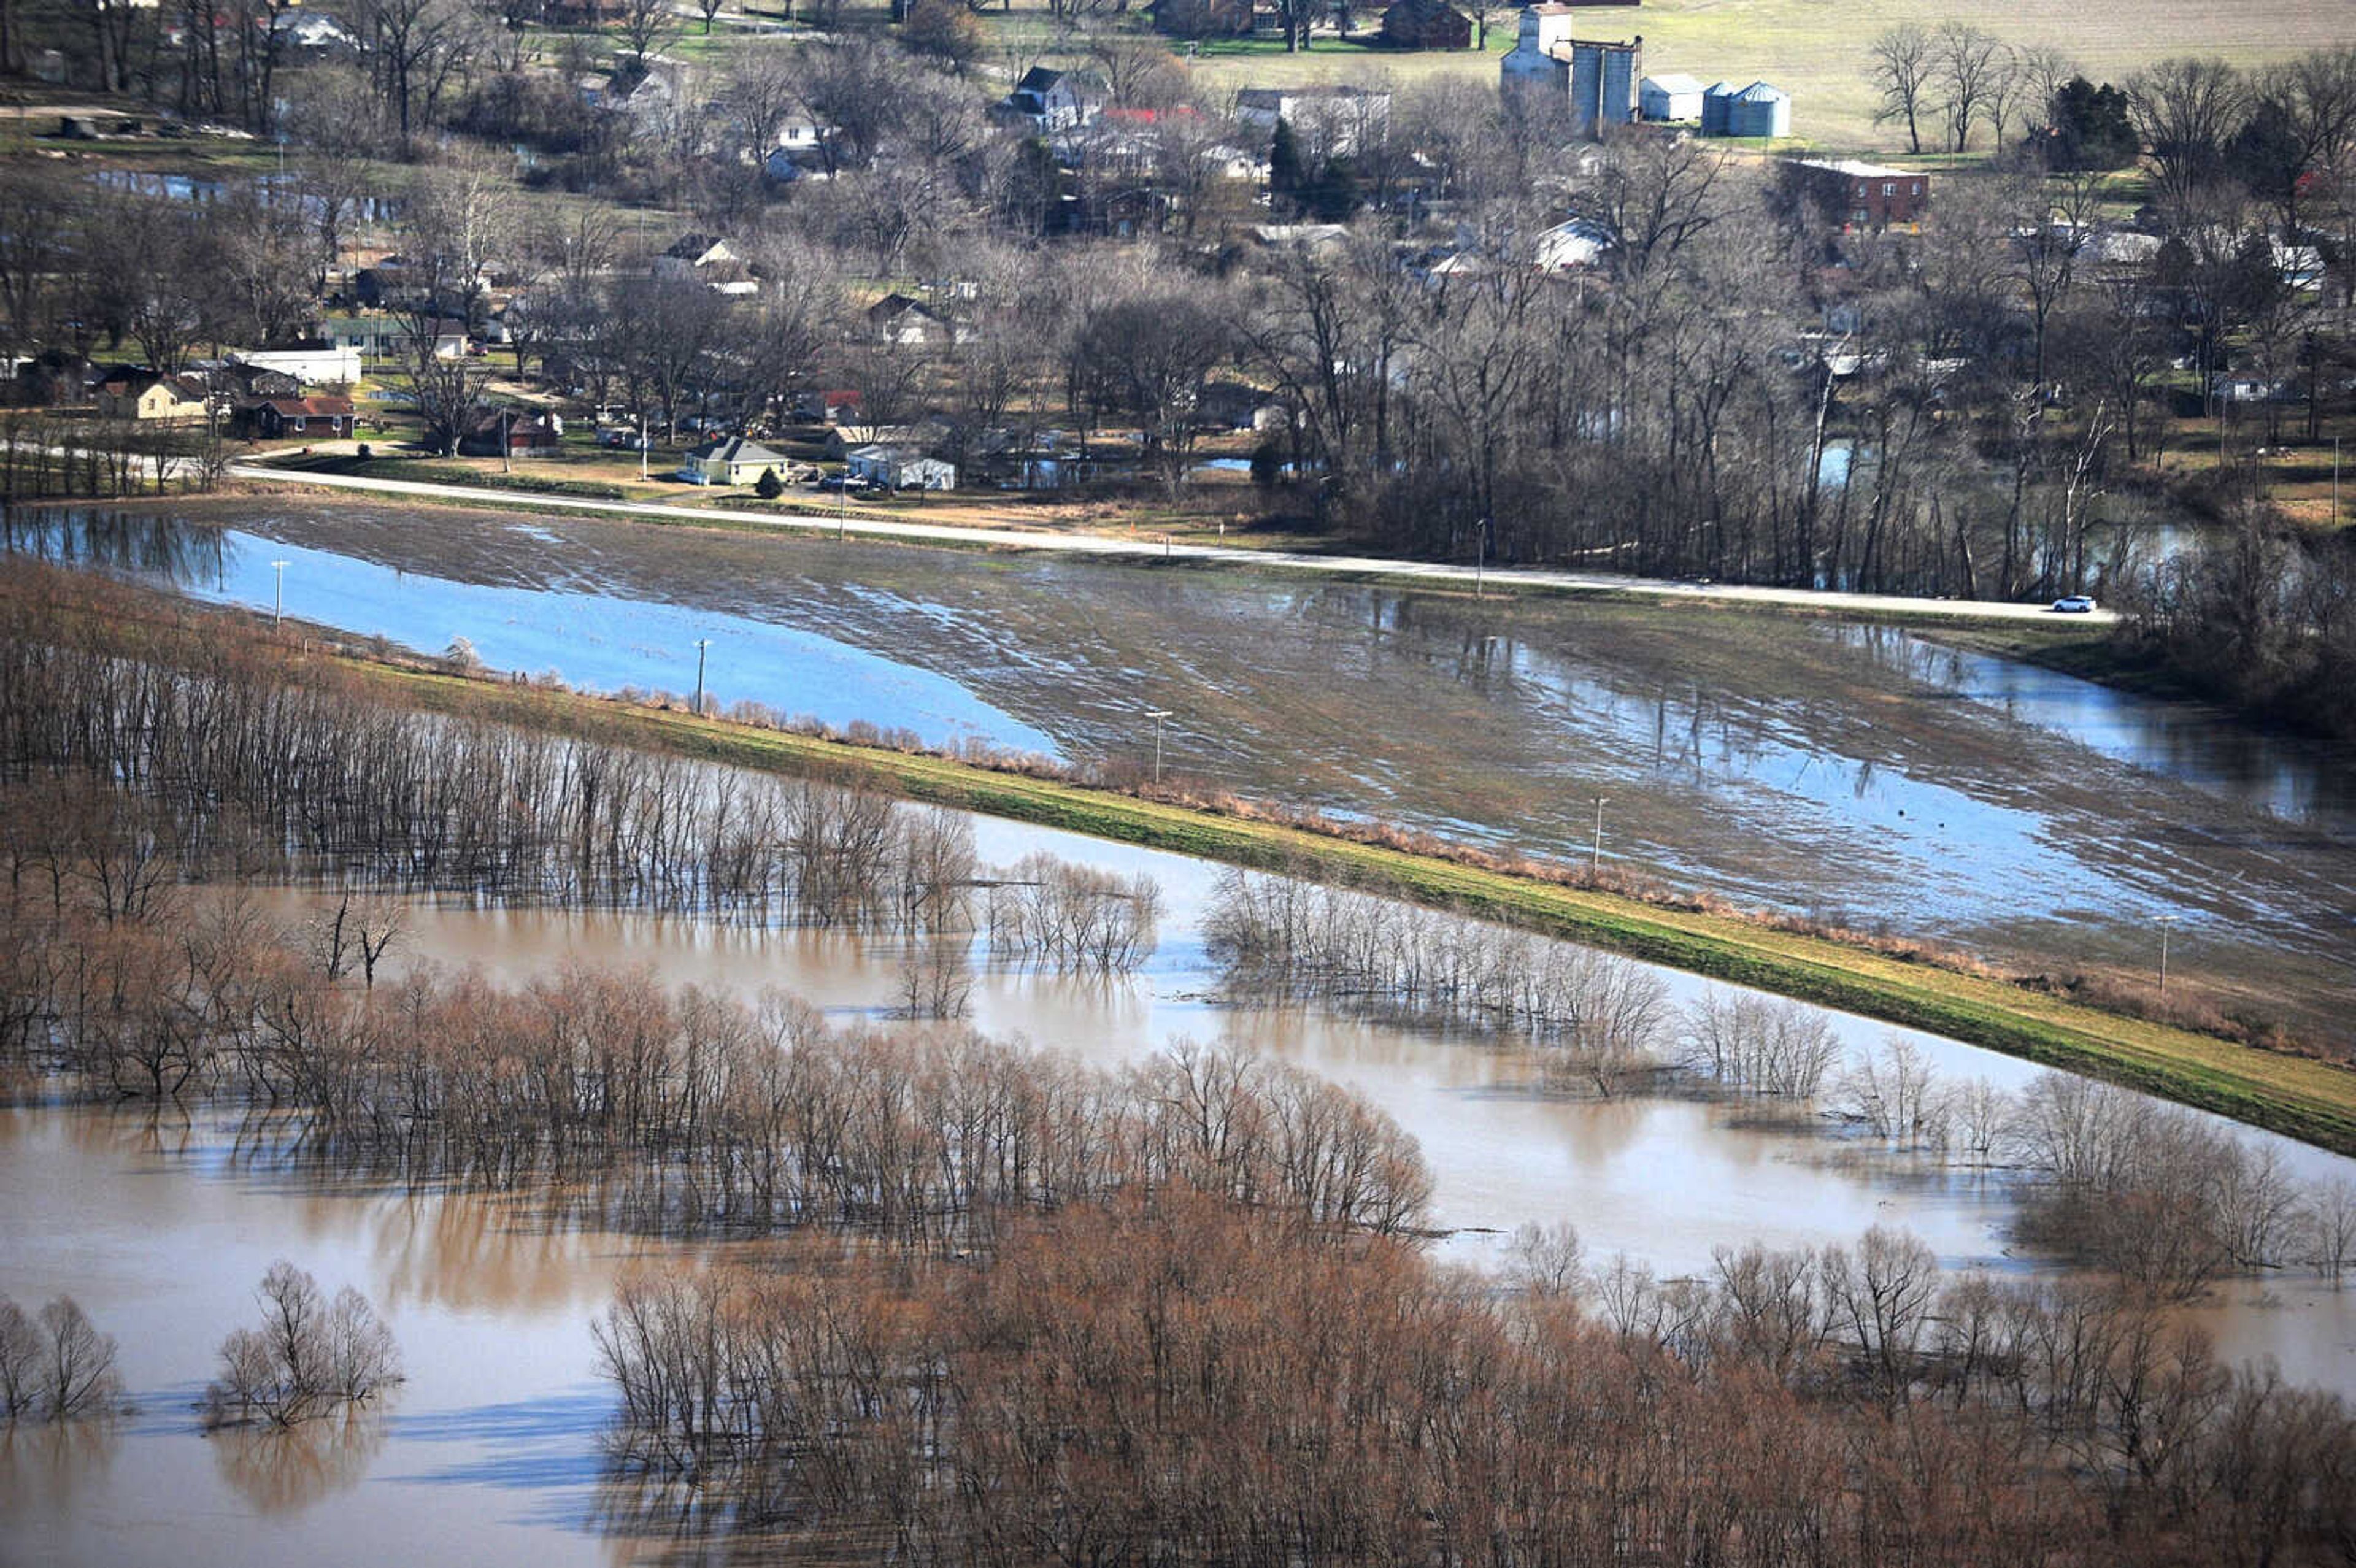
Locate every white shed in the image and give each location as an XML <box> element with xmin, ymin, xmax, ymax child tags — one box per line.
<box><xmin>1639</xmin><ymin>74</ymin><xmax>1705</xmax><ymax>123</ymax></box>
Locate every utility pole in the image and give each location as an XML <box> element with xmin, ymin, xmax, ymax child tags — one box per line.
<box><xmin>1145</xmin><ymin>707</ymin><xmax>1173</xmax><ymax>787</ymax></box>
<box><xmin>1474</xmin><ymin>516</ymin><xmax>1492</xmax><ymax>599</ymax></box>
<box><xmin>638</xmin><ymin>412</ymin><xmax>649</xmax><ymax>481</ymax></box>
<box><xmin>692</xmin><ymin>638</ymin><xmax>710</xmax><ymax>717</ymax></box>
<box><xmin>271</xmin><ymin>559</ymin><xmax>289</xmax><ymax>626</ymax></box>
<box><xmin>2156</xmin><ymin>913</ymin><xmax>2181</xmax><ymax>1001</ymax></box>
<box><xmin>1590</xmin><ymin>796</ymin><xmax>1608</xmax><ymax>878</ymax></box>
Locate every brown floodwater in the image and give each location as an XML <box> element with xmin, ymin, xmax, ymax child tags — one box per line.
<box><xmin>4</xmin><ymin>810</ymin><xmax>2353</xmax><ymax>1563</ymax></box>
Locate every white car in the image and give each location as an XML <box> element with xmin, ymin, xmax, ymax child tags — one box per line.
<box><xmin>2050</xmin><ymin>594</ymin><xmax>2097</xmax><ymax>613</ymax></box>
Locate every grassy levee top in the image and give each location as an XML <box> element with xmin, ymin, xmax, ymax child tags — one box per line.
<box><xmin>354</xmin><ymin>655</ymin><xmax>2356</xmax><ymax>1159</ymax></box>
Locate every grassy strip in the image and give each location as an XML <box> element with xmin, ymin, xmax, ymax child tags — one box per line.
<box><xmin>344</xmin><ymin>655</ymin><xmax>2356</xmax><ymax>1158</ymax></box>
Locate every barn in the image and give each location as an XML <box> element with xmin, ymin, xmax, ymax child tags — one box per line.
<box><xmin>1380</xmin><ymin>0</ymin><xmax>1473</xmax><ymax>49</ymax></box>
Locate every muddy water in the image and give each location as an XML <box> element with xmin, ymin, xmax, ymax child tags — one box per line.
<box><xmin>9</xmin><ymin>499</ymin><xmax>2355</xmax><ymax>1039</ymax></box>
<box><xmin>4</xmin><ymin>810</ymin><xmax>2355</xmax><ymax>1562</ymax></box>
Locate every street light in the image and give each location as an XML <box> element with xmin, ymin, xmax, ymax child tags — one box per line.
<box><xmin>692</xmin><ymin>637</ymin><xmax>710</xmax><ymax>717</ymax></box>
<box><xmin>271</xmin><ymin>559</ymin><xmax>290</xmax><ymax>626</ymax></box>
<box><xmin>1589</xmin><ymin>796</ymin><xmax>1609</xmax><ymax>878</ymax></box>
<box><xmin>2155</xmin><ymin>913</ymin><xmax>2182</xmax><ymax>1001</ymax></box>
<box><xmin>1145</xmin><ymin>707</ymin><xmax>1174</xmax><ymax>788</ymax></box>
<box><xmin>1473</xmin><ymin>515</ymin><xmax>1492</xmax><ymax>599</ymax></box>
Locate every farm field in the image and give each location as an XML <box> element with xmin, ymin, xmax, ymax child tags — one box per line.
<box><xmin>1186</xmin><ymin>0</ymin><xmax>2356</xmax><ymax>150</ymax></box>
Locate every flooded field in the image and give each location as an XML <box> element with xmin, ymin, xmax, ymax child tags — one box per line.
<box><xmin>9</xmin><ymin>498</ymin><xmax>2355</xmax><ymax>1040</ymax></box>
<box><xmin>4</xmin><ymin>807</ymin><xmax>2354</xmax><ymax>1564</ymax></box>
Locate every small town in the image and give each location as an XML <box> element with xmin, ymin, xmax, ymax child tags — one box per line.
<box><xmin>3</xmin><ymin>0</ymin><xmax>2355</xmax><ymax>1562</ymax></box>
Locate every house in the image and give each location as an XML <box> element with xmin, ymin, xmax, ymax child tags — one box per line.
<box><xmin>353</xmin><ymin>259</ymin><xmax>426</xmax><ymax>309</ymax></box>
<box><xmin>825</xmin><ymin>419</ymin><xmax>953</xmax><ymax>457</ymax></box>
<box><xmin>1535</xmin><ymin>216</ymin><xmax>1615</xmax><ymax>270</ymax></box>
<box><xmin>1786</xmin><ymin>159</ymin><xmax>1928</xmax><ymax>228</ymax></box>
<box><xmin>793</xmin><ymin>388</ymin><xmax>862</xmax><ymax>423</ymax></box>
<box><xmin>868</xmin><ymin>293</ymin><xmax>956</xmax><ymax>347</ymax></box>
<box><xmin>2212</xmin><ymin>374</ymin><xmax>2289</xmax><ymax>404</ymax></box>
<box><xmin>242</xmin><ymin>396</ymin><xmax>356</xmax><ymax>440</ymax></box>
<box><xmin>1003</xmin><ymin>67</ymin><xmax>1108</xmax><ymax>134</ymax></box>
<box><xmin>6</xmin><ymin>350</ymin><xmax>93</xmax><ymax>407</ymax></box>
<box><xmin>273</xmin><ymin>10</ymin><xmax>358</xmax><ymax>49</ymax></box>
<box><xmin>1499</xmin><ymin>9</ymin><xmax>1640</xmax><ymax>138</ymax></box>
<box><xmin>1706</xmin><ymin>80</ymin><xmax>1790</xmax><ymax>139</ymax></box>
<box><xmin>1236</xmin><ymin>86</ymin><xmax>1391</xmax><ymax>161</ymax></box>
<box><xmin>323</xmin><ymin>315</ymin><xmax>466</xmax><ymax>361</ymax></box>
<box><xmin>1380</xmin><ymin>0</ymin><xmax>1473</xmax><ymax>50</ymax></box>
<box><xmin>680</xmin><ymin>435</ymin><xmax>792</xmax><ymax>486</ymax></box>
<box><xmin>96</xmin><ymin>371</ymin><xmax>213</xmax><ymax>422</ymax></box>
<box><xmin>214</xmin><ymin>363</ymin><xmax>301</xmax><ymax>402</ymax></box>
<box><xmin>655</xmin><ymin>233</ymin><xmax>742</xmax><ymax>280</ymax></box>
<box><xmin>1639</xmin><ymin>73</ymin><xmax>1704</xmax><ymax>122</ymax></box>
<box><xmin>457</xmin><ymin>409</ymin><xmax>564</xmax><ymax>458</ymax></box>
<box><xmin>847</xmin><ymin>445</ymin><xmax>955</xmax><ymax>491</ymax></box>
<box><xmin>231</xmin><ymin>347</ymin><xmax>364</xmax><ymax>387</ymax></box>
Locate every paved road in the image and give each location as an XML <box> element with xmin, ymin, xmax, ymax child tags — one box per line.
<box><xmin>226</xmin><ymin>462</ymin><xmax>2122</xmax><ymax>627</ymax></box>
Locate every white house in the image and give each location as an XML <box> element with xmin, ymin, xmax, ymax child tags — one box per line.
<box><xmin>1234</xmin><ymin>85</ymin><xmax>1391</xmax><ymax>160</ymax></box>
<box><xmin>1004</xmin><ymin>67</ymin><xmax>1107</xmax><ymax>134</ymax></box>
<box><xmin>233</xmin><ymin>347</ymin><xmax>363</xmax><ymax>386</ymax></box>
<box><xmin>1639</xmin><ymin>74</ymin><xmax>1704</xmax><ymax>122</ymax></box>
<box><xmin>323</xmin><ymin>315</ymin><xmax>465</xmax><ymax>361</ymax></box>
<box><xmin>679</xmin><ymin>436</ymin><xmax>793</xmax><ymax>486</ymax></box>
<box><xmin>1534</xmin><ymin>217</ymin><xmax>1615</xmax><ymax>271</ymax></box>
<box><xmin>847</xmin><ymin>445</ymin><xmax>955</xmax><ymax>491</ymax></box>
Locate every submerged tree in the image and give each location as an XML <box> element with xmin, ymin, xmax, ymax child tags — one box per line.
<box><xmin>203</xmin><ymin>1263</ymin><xmax>402</xmax><ymax>1429</ymax></box>
<box><xmin>0</xmin><ymin>1295</ymin><xmax>126</xmax><ymax>1423</ymax></box>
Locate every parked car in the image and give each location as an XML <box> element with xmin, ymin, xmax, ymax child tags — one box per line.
<box><xmin>815</xmin><ymin>473</ymin><xmax>871</xmax><ymax>492</ymax></box>
<box><xmin>2050</xmin><ymin>594</ymin><xmax>2097</xmax><ymax>613</ymax></box>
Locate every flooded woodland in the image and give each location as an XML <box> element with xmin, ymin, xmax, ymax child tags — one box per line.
<box><xmin>3</xmin><ymin>510</ymin><xmax>2355</xmax><ymax>1562</ymax></box>
<box><xmin>12</xmin><ymin>498</ymin><xmax>2351</xmax><ymax>1040</ymax></box>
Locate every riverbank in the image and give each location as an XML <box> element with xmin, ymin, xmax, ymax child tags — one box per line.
<box><xmin>322</xmin><ymin>642</ymin><xmax>2356</xmax><ymax>1157</ymax></box>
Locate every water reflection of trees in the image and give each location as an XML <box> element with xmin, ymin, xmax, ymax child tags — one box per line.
<box><xmin>2</xmin><ymin>507</ymin><xmax>225</xmax><ymax>587</ymax></box>
<box><xmin>0</xmin><ymin>1410</ymin><xmax>121</xmax><ymax>1515</ymax></box>
<box><xmin>209</xmin><ymin>1407</ymin><xmax>388</xmax><ymax>1515</ymax></box>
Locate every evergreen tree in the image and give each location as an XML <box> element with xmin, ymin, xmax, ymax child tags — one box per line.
<box><xmin>2039</xmin><ymin>78</ymin><xmax>2137</xmax><ymax>171</ymax></box>
<box><xmin>1269</xmin><ymin>118</ymin><xmax>1306</xmax><ymax>212</ymax></box>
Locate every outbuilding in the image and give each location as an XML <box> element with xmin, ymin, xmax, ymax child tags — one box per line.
<box><xmin>1717</xmin><ymin>80</ymin><xmax>1790</xmax><ymax>138</ymax></box>
<box><xmin>1639</xmin><ymin>73</ymin><xmax>1704</xmax><ymax>122</ymax></box>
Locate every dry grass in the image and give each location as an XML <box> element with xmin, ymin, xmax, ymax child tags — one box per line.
<box><xmin>1174</xmin><ymin>0</ymin><xmax>2356</xmax><ymax>152</ymax></box>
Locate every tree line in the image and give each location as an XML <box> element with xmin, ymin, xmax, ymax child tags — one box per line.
<box><xmin>0</xmin><ymin>559</ymin><xmax>1157</xmax><ymax>959</ymax></box>
<box><xmin>1206</xmin><ymin>868</ymin><xmax>2356</xmax><ymax>1299</ymax></box>
<box><xmin>590</xmin><ymin>1188</ymin><xmax>2356</xmax><ymax>1566</ymax></box>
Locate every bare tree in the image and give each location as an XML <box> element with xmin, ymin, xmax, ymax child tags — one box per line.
<box><xmin>1934</xmin><ymin>23</ymin><xmax>2008</xmax><ymax>152</ymax></box>
<box><xmin>206</xmin><ymin>1262</ymin><xmax>401</xmax><ymax>1428</ymax></box>
<box><xmin>2129</xmin><ymin>57</ymin><xmax>2249</xmax><ymax>216</ymax></box>
<box><xmin>0</xmin><ymin>1296</ymin><xmax>124</xmax><ymax>1421</ymax></box>
<box><xmin>615</xmin><ymin>0</ymin><xmax>679</xmax><ymax>69</ymax></box>
<box><xmin>1869</xmin><ymin>24</ymin><xmax>1937</xmax><ymax>155</ymax></box>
